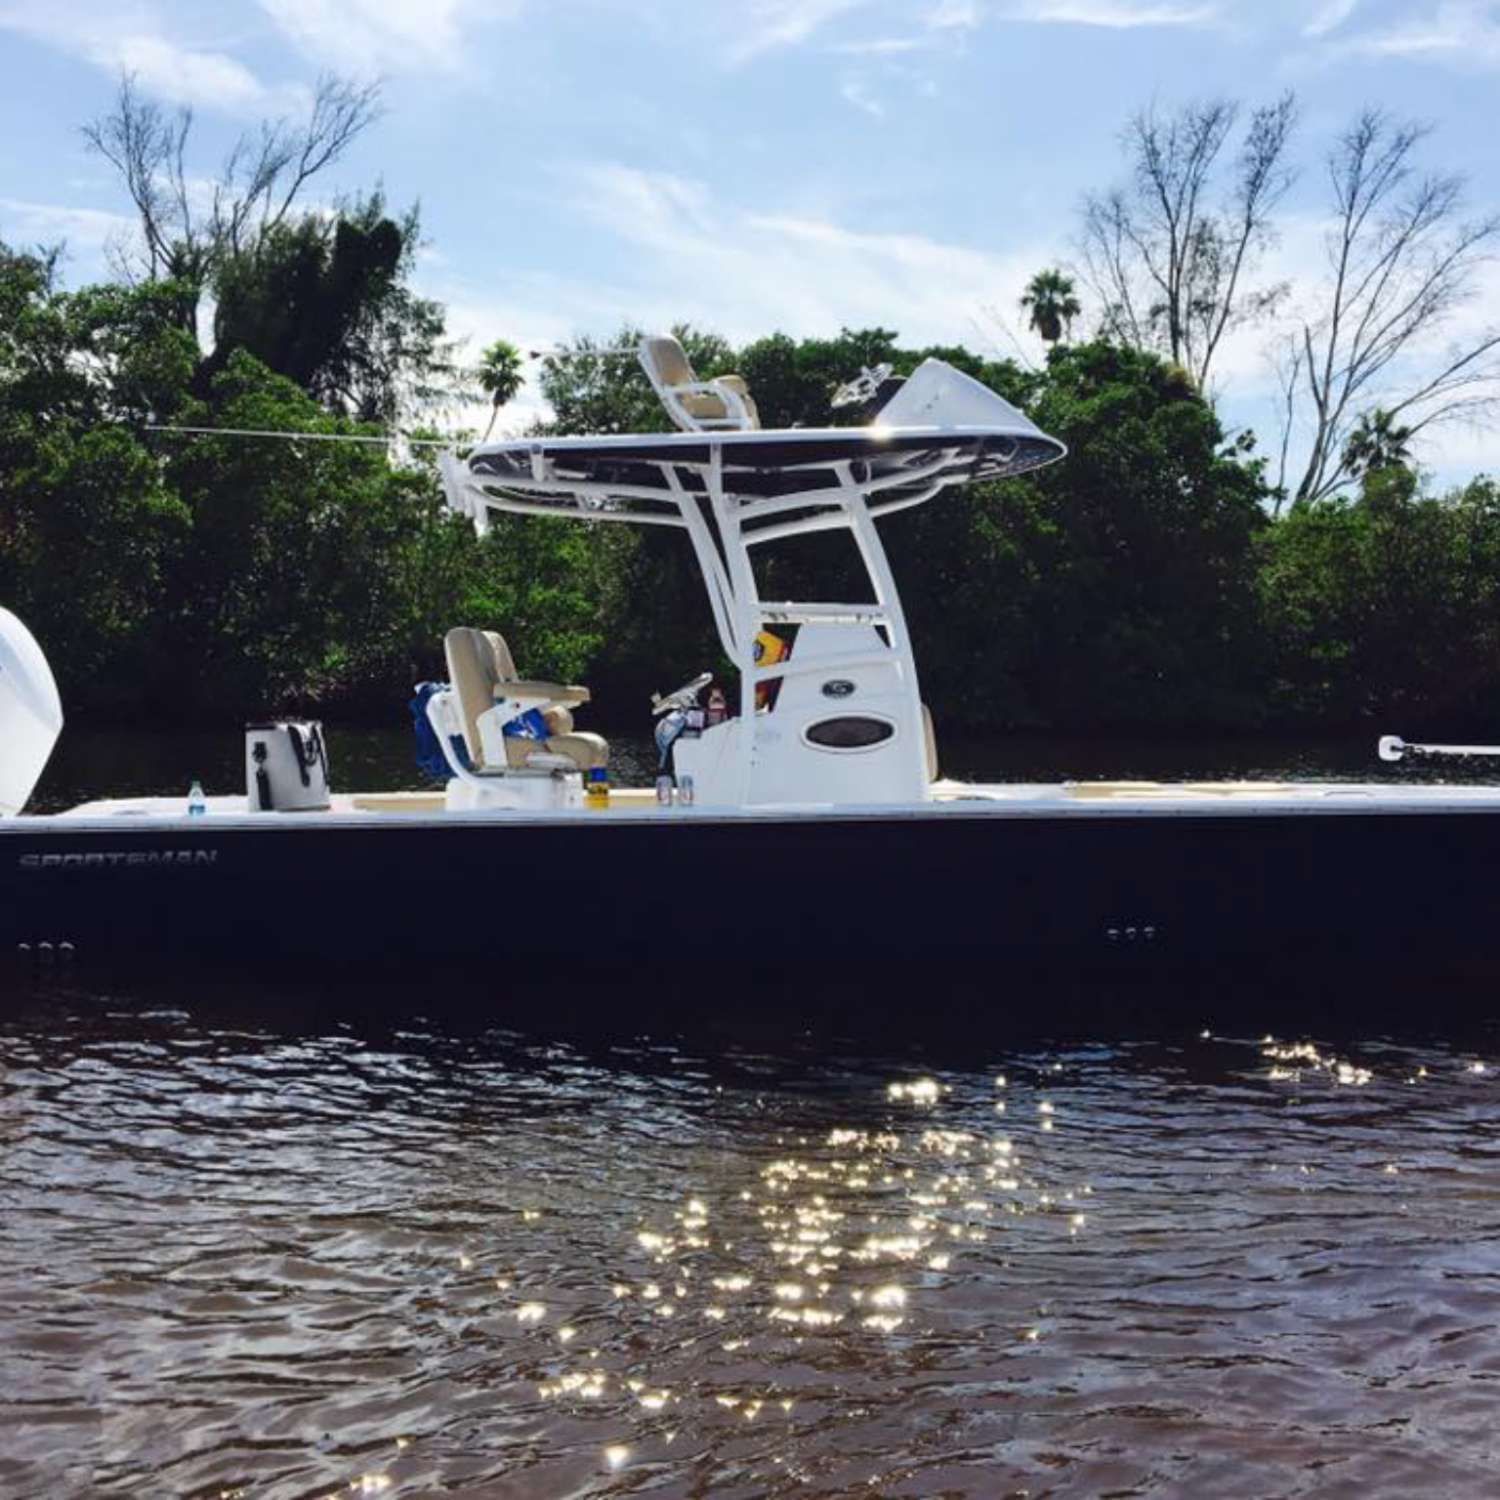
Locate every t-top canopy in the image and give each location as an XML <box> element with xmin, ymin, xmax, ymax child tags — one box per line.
<box><xmin>459</xmin><ymin>359</ymin><xmax>1063</xmax><ymax>515</ymax></box>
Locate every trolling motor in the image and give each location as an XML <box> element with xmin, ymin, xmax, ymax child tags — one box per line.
<box><xmin>0</xmin><ymin>607</ymin><xmax>64</xmax><ymax>817</ymax></box>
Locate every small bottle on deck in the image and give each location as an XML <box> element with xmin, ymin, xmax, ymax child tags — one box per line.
<box><xmin>585</xmin><ymin>766</ymin><xmax>610</xmax><ymax>807</ymax></box>
<box><xmin>187</xmin><ymin>779</ymin><xmax>206</xmax><ymax>818</ymax></box>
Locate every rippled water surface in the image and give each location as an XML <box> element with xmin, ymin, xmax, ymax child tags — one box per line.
<box><xmin>4</xmin><ymin>993</ymin><xmax>1500</xmax><ymax>1498</ymax></box>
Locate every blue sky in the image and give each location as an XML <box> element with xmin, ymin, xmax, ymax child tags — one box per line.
<box><xmin>1</xmin><ymin>0</ymin><xmax>1498</xmax><ymax>481</ymax></box>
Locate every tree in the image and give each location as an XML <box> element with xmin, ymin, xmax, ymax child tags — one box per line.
<box><xmin>536</xmin><ymin>324</ymin><xmax>735</xmax><ymax>436</ymax></box>
<box><xmin>1020</xmin><ymin>269</ymin><xmax>1082</xmax><ymax>345</ymax></box>
<box><xmin>83</xmin><ymin>79</ymin><xmax>464</xmax><ymax>425</ymax></box>
<box><xmin>211</xmin><ymin>194</ymin><xmax>458</xmax><ymax>424</ymax></box>
<box><xmin>0</xmin><ymin>245</ymin><xmax>191</xmax><ymax>702</ymax></box>
<box><xmin>1081</xmin><ymin>93</ymin><xmax>1297</xmax><ymax>388</ymax></box>
<box><xmin>477</xmin><ymin>339</ymin><xmax>524</xmax><ymax>441</ymax></box>
<box><xmin>1281</xmin><ymin>110</ymin><xmax>1500</xmax><ymax>504</ymax></box>
<box><xmin>1343</xmin><ymin>409</ymin><xmax>1413</xmax><ymax>481</ymax></box>
<box><xmin>1003</xmin><ymin>340</ymin><xmax>1273</xmax><ymax>728</ymax></box>
<box><xmin>83</xmin><ymin>73</ymin><xmax>381</xmax><ymax>333</ymax></box>
<box><xmin>1259</xmin><ymin>479</ymin><xmax>1500</xmax><ymax>726</ymax></box>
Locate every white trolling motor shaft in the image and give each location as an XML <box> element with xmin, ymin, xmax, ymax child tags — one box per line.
<box><xmin>1379</xmin><ymin>735</ymin><xmax>1500</xmax><ymax>763</ymax></box>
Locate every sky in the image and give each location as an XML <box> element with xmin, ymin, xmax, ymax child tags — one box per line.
<box><xmin>1</xmin><ymin>0</ymin><xmax>1499</xmax><ymax>483</ymax></box>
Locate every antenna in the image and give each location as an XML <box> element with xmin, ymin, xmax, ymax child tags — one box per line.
<box><xmin>526</xmin><ymin>345</ymin><xmax>640</xmax><ymax>361</ymax></box>
<box><xmin>144</xmin><ymin>424</ymin><xmax>455</xmax><ymax>448</ymax></box>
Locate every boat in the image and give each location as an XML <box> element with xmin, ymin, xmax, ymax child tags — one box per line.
<box><xmin>5</xmin><ymin>338</ymin><xmax>1500</xmax><ymax>994</ymax></box>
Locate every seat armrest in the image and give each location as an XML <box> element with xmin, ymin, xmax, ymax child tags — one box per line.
<box><xmin>495</xmin><ymin>680</ymin><xmax>591</xmax><ymax>709</ymax></box>
<box><xmin>673</xmin><ymin>378</ymin><xmax>755</xmax><ymax>431</ymax></box>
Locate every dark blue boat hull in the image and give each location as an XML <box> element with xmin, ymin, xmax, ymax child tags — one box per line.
<box><xmin>3</xmin><ymin>808</ymin><xmax>1498</xmax><ymax>1009</ymax></box>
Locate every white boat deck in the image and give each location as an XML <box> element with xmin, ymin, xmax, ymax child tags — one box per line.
<box><xmin>41</xmin><ymin>777</ymin><xmax>1500</xmax><ymax>827</ymax></box>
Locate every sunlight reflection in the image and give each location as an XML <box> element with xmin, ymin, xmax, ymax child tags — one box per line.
<box><xmin>1264</xmin><ymin>1040</ymin><xmax>1372</xmax><ymax>1086</ymax></box>
<box><xmin>887</xmin><ymin>1078</ymin><xmax>945</xmax><ymax>1104</ymax></box>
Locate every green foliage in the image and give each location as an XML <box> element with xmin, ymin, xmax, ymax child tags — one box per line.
<box><xmin>0</xmin><ymin>249</ymin><xmax>191</xmax><ymax>703</ymax></box>
<box><xmin>478</xmin><ymin>340</ymin><xmax>524</xmax><ymax>405</ymax></box>
<box><xmin>6</xmin><ymin>231</ymin><xmax>1500</xmax><ymax>742</ymax></box>
<box><xmin>1344</xmin><ymin>409</ymin><xmax>1414</xmax><ymax>487</ymax></box>
<box><xmin>1020</xmin><ymin>269</ymin><xmax>1082</xmax><ymax>345</ymax></box>
<box><xmin>0</xmin><ymin>244</ymin><xmax>486</xmax><ymax>719</ymax></box>
<box><xmin>211</xmin><ymin>195</ymin><xmax>457</xmax><ymax>423</ymax></box>
<box><xmin>477</xmin><ymin>339</ymin><xmax>525</xmax><ymax>440</ymax></box>
<box><xmin>1260</xmin><ymin>478</ymin><xmax>1500</xmax><ymax>726</ymax></box>
<box><xmin>537</xmin><ymin>324</ymin><xmax>732</xmax><ymax>436</ymax></box>
<box><xmin>893</xmin><ymin>340</ymin><xmax>1271</xmax><ymax>729</ymax></box>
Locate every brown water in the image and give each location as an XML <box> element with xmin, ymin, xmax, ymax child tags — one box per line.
<box><xmin>4</xmin><ymin>995</ymin><xmax>1500</xmax><ymax>1498</ymax></box>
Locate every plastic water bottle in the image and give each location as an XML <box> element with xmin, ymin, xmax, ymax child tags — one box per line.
<box><xmin>655</xmin><ymin>775</ymin><xmax>674</xmax><ymax>805</ymax></box>
<box><xmin>677</xmin><ymin>774</ymin><xmax>695</xmax><ymax>806</ymax></box>
<box><xmin>187</xmin><ymin>779</ymin><xmax>207</xmax><ymax>817</ymax></box>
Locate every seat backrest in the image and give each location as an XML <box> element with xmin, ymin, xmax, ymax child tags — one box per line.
<box><xmin>445</xmin><ymin>626</ymin><xmax>514</xmax><ymax>769</ymax></box>
<box><xmin>641</xmin><ymin>334</ymin><xmax>697</xmax><ymax>391</ymax></box>
<box><xmin>482</xmin><ymin>629</ymin><xmax>518</xmax><ymax>681</ymax></box>
<box><xmin>638</xmin><ymin>335</ymin><xmax>758</xmax><ymax>432</ymax></box>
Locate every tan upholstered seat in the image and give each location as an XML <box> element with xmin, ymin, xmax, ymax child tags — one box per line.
<box><xmin>638</xmin><ymin>335</ymin><xmax>760</xmax><ymax>433</ymax></box>
<box><xmin>444</xmin><ymin>627</ymin><xmax>608</xmax><ymax>775</ymax></box>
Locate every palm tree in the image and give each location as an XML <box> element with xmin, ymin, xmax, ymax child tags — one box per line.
<box><xmin>478</xmin><ymin>338</ymin><xmax>524</xmax><ymax>441</ymax></box>
<box><xmin>1343</xmin><ymin>409</ymin><xmax>1413</xmax><ymax>479</ymax></box>
<box><xmin>1020</xmin><ymin>269</ymin><xmax>1082</xmax><ymax>346</ymax></box>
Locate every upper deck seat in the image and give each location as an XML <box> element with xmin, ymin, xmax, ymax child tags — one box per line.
<box><xmin>638</xmin><ymin>335</ymin><xmax>761</xmax><ymax>433</ymax></box>
<box><xmin>444</xmin><ymin>627</ymin><xmax>608</xmax><ymax>774</ymax></box>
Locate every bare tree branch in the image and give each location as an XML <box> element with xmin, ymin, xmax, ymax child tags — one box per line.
<box><xmin>1271</xmin><ymin>334</ymin><xmax>1304</xmax><ymax>513</ymax></box>
<box><xmin>83</xmin><ymin>72</ymin><xmax>382</xmax><ymax>341</ymax></box>
<box><xmin>1079</xmin><ymin>92</ymin><xmax>1297</xmax><ymax>389</ymax></box>
<box><xmin>1286</xmin><ymin>110</ymin><xmax>1500</xmax><ymax>503</ymax></box>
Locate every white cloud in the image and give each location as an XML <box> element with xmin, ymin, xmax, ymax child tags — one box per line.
<box><xmin>0</xmin><ymin>197</ymin><xmax>136</xmax><ymax>283</ymax></box>
<box><xmin>993</xmin><ymin>0</ymin><xmax>1218</xmax><ymax>26</ymax></box>
<box><xmin>729</xmin><ymin>0</ymin><xmax>873</xmax><ymax>61</ymax></box>
<box><xmin>0</xmin><ymin>3</ymin><xmax>287</xmax><ymax>112</ymax></box>
<box><xmin>0</xmin><ymin>197</ymin><xmax>135</xmax><ymax>250</ymax></box>
<box><xmin>559</xmin><ymin>161</ymin><xmax>1049</xmax><ymax>353</ymax></box>
<box><xmin>926</xmin><ymin>0</ymin><xmax>983</xmax><ymax>28</ymax></box>
<box><xmin>110</xmin><ymin>33</ymin><xmax>277</xmax><ymax>112</ymax></box>
<box><xmin>256</xmin><ymin>0</ymin><xmax>521</xmax><ymax>72</ymax></box>
<box><xmin>832</xmin><ymin>35</ymin><xmax>935</xmax><ymax>53</ymax></box>
<box><xmin>840</xmin><ymin>78</ymin><xmax>886</xmax><ymax>114</ymax></box>
<box><xmin>1341</xmin><ymin>1</ymin><xmax>1500</xmax><ymax>69</ymax></box>
<box><xmin>832</xmin><ymin>0</ymin><xmax>980</xmax><ymax>55</ymax></box>
<box><xmin>1302</xmin><ymin>0</ymin><xmax>1360</xmax><ymax>38</ymax></box>
<box><xmin>426</xmin><ymin>159</ymin><xmax>1056</xmax><ymax>432</ymax></box>
<box><xmin>708</xmin><ymin>0</ymin><xmax>1212</xmax><ymax>63</ymax></box>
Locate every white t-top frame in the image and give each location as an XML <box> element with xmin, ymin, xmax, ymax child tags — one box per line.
<box><xmin>440</xmin><ymin>363</ymin><xmax>1065</xmax><ymax>806</ymax></box>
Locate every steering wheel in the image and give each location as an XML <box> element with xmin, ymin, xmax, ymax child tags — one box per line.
<box><xmin>651</xmin><ymin>671</ymin><xmax>713</xmax><ymax>716</ymax></box>
<box><xmin>831</xmin><ymin>363</ymin><xmax>894</xmax><ymax>409</ymax></box>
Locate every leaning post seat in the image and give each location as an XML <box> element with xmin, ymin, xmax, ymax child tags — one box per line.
<box><xmin>442</xmin><ymin>627</ymin><xmax>608</xmax><ymax>775</ymax></box>
<box><xmin>637</xmin><ymin>335</ymin><xmax>761</xmax><ymax>433</ymax></box>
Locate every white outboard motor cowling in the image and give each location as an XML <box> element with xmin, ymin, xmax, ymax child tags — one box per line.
<box><xmin>0</xmin><ymin>607</ymin><xmax>64</xmax><ymax>817</ymax></box>
<box><xmin>245</xmin><ymin>721</ymin><xmax>332</xmax><ymax>812</ymax></box>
